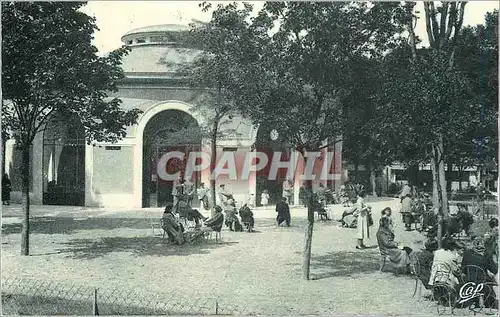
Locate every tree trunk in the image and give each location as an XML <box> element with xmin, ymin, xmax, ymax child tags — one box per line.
<box><xmin>1</xmin><ymin>136</ymin><xmax>6</xmax><ymax>174</ymax></box>
<box><xmin>437</xmin><ymin>213</ymin><xmax>443</xmax><ymax>249</ymax></box>
<box><xmin>407</xmin><ymin>163</ymin><xmax>419</xmax><ymax>188</ymax></box>
<box><xmin>438</xmin><ymin>150</ymin><xmax>448</xmax><ymax>218</ymax></box>
<box><xmin>458</xmin><ymin>167</ymin><xmax>463</xmax><ymax>191</ymax></box>
<box><xmin>353</xmin><ymin>162</ymin><xmax>359</xmax><ymax>183</ymax></box>
<box><xmin>21</xmin><ymin>145</ymin><xmax>30</xmax><ymax>256</ymax></box>
<box><xmin>369</xmin><ymin>161</ymin><xmax>377</xmax><ymax>197</ymax></box>
<box><xmin>446</xmin><ymin>160</ymin><xmax>453</xmax><ymax>193</ymax></box>
<box><xmin>302</xmin><ymin>154</ymin><xmax>315</xmax><ymax>280</ymax></box>
<box><xmin>210</xmin><ymin>121</ymin><xmax>218</xmax><ymax>218</ymax></box>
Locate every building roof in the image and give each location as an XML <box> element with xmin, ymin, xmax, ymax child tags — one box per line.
<box><xmin>121</xmin><ymin>24</ymin><xmax>190</xmax><ymax>39</ymax></box>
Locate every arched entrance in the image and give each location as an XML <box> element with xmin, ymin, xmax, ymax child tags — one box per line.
<box><xmin>42</xmin><ymin>116</ymin><xmax>86</xmax><ymax>206</ymax></box>
<box><xmin>142</xmin><ymin>109</ymin><xmax>202</xmax><ymax>208</ymax></box>
<box><xmin>255</xmin><ymin>124</ymin><xmax>293</xmax><ymax>206</ymax></box>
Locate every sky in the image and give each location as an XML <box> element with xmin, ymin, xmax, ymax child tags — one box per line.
<box><xmin>81</xmin><ymin>1</ymin><xmax>499</xmax><ymax>54</ymax></box>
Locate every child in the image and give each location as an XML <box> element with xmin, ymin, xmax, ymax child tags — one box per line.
<box><xmin>247</xmin><ymin>193</ymin><xmax>256</xmax><ymax>208</ymax></box>
<box><xmin>261</xmin><ymin>190</ymin><xmax>270</xmax><ymax>207</ymax></box>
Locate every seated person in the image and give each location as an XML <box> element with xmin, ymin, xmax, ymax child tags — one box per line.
<box><xmin>461</xmin><ymin>236</ymin><xmax>498</xmax><ymax>308</ymax></box>
<box><xmin>412</xmin><ymin>239</ymin><xmax>438</xmax><ymax>289</ymax></box>
<box><xmin>276</xmin><ymin>197</ymin><xmax>291</xmax><ymax>227</ymax></box>
<box><xmin>186</xmin><ymin>207</ymin><xmax>208</xmax><ymax>228</ymax></box>
<box><xmin>428</xmin><ymin>238</ymin><xmax>462</xmax><ymax>299</ymax></box>
<box><xmin>484</xmin><ymin>218</ymin><xmax>499</xmax><ymax>275</ymax></box>
<box><xmin>239</xmin><ymin>203</ymin><xmax>255</xmax><ymax>232</ymax></box>
<box><xmin>341</xmin><ymin>206</ymin><xmax>358</xmax><ymax>228</ymax></box>
<box><xmin>224</xmin><ymin>199</ymin><xmax>243</xmax><ymax>231</ymax></box>
<box><xmin>204</xmin><ymin>205</ymin><xmax>224</xmax><ymax>232</ymax></box>
<box><xmin>311</xmin><ymin>194</ymin><xmax>330</xmax><ymax>220</ymax></box>
<box><xmin>162</xmin><ymin>204</ymin><xmax>185</xmax><ymax>245</ymax></box>
<box><xmin>376</xmin><ymin>216</ymin><xmax>411</xmax><ymax>273</ymax></box>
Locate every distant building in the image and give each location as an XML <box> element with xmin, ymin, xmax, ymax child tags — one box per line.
<box><xmin>3</xmin><ymin>24</ymin><xmax>343</xmax><ymax>208</ymax></box>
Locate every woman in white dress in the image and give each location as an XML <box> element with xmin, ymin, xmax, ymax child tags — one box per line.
<box><xmin>356</xmin><ymin>190</ymin><xmax>372</xmax><ymax>249</ymax></box>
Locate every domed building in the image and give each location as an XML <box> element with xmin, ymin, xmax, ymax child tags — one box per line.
<box><xmin>4</xmin><ymin>24</ymin><xmax>343</xmax><ymax>208</ymax></box>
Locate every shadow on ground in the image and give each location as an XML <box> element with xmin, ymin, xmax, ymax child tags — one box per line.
<box><xmin>2</xmin><ymin>217</ymin><xmax>154</xmax><ymax>235</ymax></box>
<box><xmin>310</xmin><ymin>249</ymin><xmax>382</xmax><ymax>279</ymax></box>
<box><xmin>56</xmin><ymin>236</ymin><xmax>238</xmax><ymax>259</ymax></box>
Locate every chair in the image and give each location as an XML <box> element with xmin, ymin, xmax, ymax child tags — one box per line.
<box><xmin>431</xmin><ymin>262</ymin><xmax>456</xmax><ymax>315</ymax></box>
<box><xmin>462</xmin><ymin>265</ymin><xmax>487</xmax><ymax>284</ymax></box>
<box><xmin>146</xmin><ymin>210</ymin><xmax>162</xmax><ymax>236</ymax></box>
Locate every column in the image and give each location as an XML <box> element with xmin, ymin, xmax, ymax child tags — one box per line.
<box><xmin>84</xmin><ymin>143</ymin><xmax>94</xmax><ymax>206</ymax></box>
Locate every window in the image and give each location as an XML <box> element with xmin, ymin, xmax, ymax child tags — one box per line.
<box><xmin>126</xmin><ymin>40</ymin><xmax>133</xmax><ymax>45</ymax></box>
<box><xmin>136</xmin><ymin>38</ymin><xmax>146</xmax><ymax>44</ymax></box>
<box><xmin>105</xmin><ymin>146</ymin><xmax>121</xmax><ymax>151</ymax></box>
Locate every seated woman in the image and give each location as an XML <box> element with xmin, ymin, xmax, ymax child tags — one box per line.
<box><xmin>411</xmin><ymin>239</ymin><xmax>438</xmax><ymax>289</ymax></box>
<box><xmin>311</xmin><ymin>194</ymin><xmax>330</xmax><ymax>220</ymax></box>
<box><xmin>484</xmin><ymin>218</ymin><xmax>499</xmax><ymax>276</ymax></box>
<box><xmin>428</xmin><ymin>238</ymin><xmax>462</xmax><ymax>300</ymax></box>
<box><xmin>461</xmin><ymin>236</ymin><xmax>498</xmax><ymax>308</ymax></box>
<box><xmin>162</xmin><ymin>204</ymin><xmax>186</xmax><ymax>245</ymax></box>
<box><xmin>204</xmin><ymin>205</ymin><xmax>224</xmax><ymax>232</ymax></box>
<box><xmin>341</xmin><ymin>206</ymin><xmax>358</xmax><ymax>228</ymax></box>
<box><xmin>377</xmin><ymin>216</ymin><xmax>411</xmax><ymax>273</ymax></box>
<box><xmin>239</xmin><ymin>203</ymin><xmax>255</xmax><ymax>232</ymax></box>
<box><xmin>224</xmin><ymin>199</ymin><xmax>243</xmax><ymax>231</ymax></box>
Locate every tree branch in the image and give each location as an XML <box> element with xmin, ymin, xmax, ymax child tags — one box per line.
<box><xmin>423</xmin><ymin>3</ymin><xmax>436</xmax><ymax>49</ymax></box>
<box><xmin>438</xmin><ymin>2</ymin><xmax>449</xmax><ymax>49</ymax></box>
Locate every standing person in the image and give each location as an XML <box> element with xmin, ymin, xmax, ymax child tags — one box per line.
<box><xmin>261</xmin><ymin>189</ymin><xmax>270</xmax><ymax>207</ymax></box>
<box><xmin>2</xmin><ymin>173</ymin><xmax>12</xmax><ymax>205</ymax></box>
<box><xmin>172</xmin><ymin>175</ymin><xmax>183</xmax><ymax>212</ymax></box>
<box><xmin>316</xmin><ymin>183</ymin><xmax>327</xmax><ymax>207</ymax></box>
<box><xmin>276</xmin><ymin>197</ymin><xmax>291</xmax><ymax>227</ymax></box>
<box><xmin>356</xmin><ymin>190</ymin><xmax>372</xmax><ymax>249</ymax></box>
<box><xmin>282</xmin><ymin>178</ymin><xmax>294</xmax><ymax>205</ymax></box>
<box><xmin>400</xmin><ymin>183</ymin><xmax>414</xmax><ymax>231</ymax></box>
<box><xmin>340</xmin><ymin>185</ymin><xmax>349</xmax><ymax>206</ymax></box>
<box><xmin>183</xmin><ymin>176</ymin><xmax>195</xmax><ymax>207</ymax></box>
<box><xmin>299</xmin><ymin>183</ymin><xmax>307</xmax><ymax>207</ymax></box>
<box><xmin>197</xmin><ymin>183</ymin><xmax>210</xmax><ymax>210</ymax></box>
<box><xmin>247</xmin><ymin>193</ymin><xmax>256</xmax><ymax>208</ymax></box>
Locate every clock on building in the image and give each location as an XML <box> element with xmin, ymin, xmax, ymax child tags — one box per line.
<box><xmin>270</xmin><ymin>129</ymin><xmax>279</xmax><ymax>141</ymax></box>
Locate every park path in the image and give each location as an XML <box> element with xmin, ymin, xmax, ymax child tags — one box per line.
<box><xmin>2</xmin><ymin>198</ymin><xmax>444</xmax><ymax>315</ymax></box>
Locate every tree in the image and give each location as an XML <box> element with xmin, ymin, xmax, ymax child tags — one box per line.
<box><xmin>454</xmin><ymin>10</ymin><xmax>499</xmax><ymax>189</ymax></box>
<box><xmin>378</xmin><ymin>1</ymin><xmax>479</xmax><ymax>247</ymax></box>
<box><xmin>177</xmin><ymin>2</ymin><xmax>254</xmax><ymax>213</ymax></box>
<box><xmin>2</xmin><ymin>2</ymin><xmax>141</xmax><ymax>255</ymax></box>
<box><xmin>197</xmin><ymin>2</ymin><xmax>408</xmax><ymax>280</ymax></box>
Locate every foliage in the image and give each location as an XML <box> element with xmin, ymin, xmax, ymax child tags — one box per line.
<box><xmin>1</xmin><ymin>2</ymin><xmax>142</xmax><ymax>255</ymax></box>
<box><xmin>1</xmin><ymin>2</ymin><xmax>141</xmax><ymax>146</ymax></box>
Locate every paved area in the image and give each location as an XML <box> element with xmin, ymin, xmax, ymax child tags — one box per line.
<box><xmin>0</xmin><ymin>198</ymin><xmax>455</xmax><ymax>315</ymax></box>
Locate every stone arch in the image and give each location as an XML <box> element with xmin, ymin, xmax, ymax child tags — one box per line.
<box><xmin>133</xmin><ymin>101</ymin><xmax>205</xmax><ymax>207</ymax></box>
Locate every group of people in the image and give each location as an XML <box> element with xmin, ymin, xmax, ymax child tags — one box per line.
<box><xmin>411</xmin><ymin>217</ymin><xmax>499</xmax><ymax>308</ymax></box>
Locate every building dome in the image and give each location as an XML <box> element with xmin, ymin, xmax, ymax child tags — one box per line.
<box><xmin>120</xmin><ymin>23</ymin><xmax>202</xmax><ymax>79</ymax></box>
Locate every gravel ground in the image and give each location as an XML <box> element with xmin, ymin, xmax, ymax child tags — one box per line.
<box><xmin>0</xmin><ymin>198</ymin><xmax>490</xmax><ymax>315</ymax></box>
